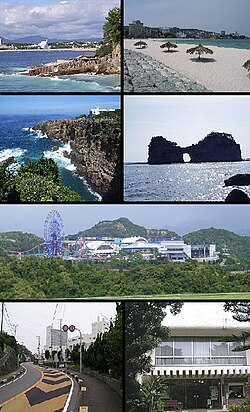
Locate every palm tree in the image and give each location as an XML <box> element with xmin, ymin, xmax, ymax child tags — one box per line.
<box><xmin>186</xmin><ymin>44</ymin><xmax>213</xmax><ymax>61</ymax></box>
<box><xmin>160</xmin><ymin>41</ymin><xmax>178</xmax><ymax>52</ymax></box>
<box><xmin>243</xmin><ymin>59</ymin><xmax>250</xmax><ymax>74</ymax></box>
<box><xmin>136</xmin><ymin>377</ymin><xmax>168</xmax><ymax>412</ymax></box>
<box><xmin>134</xmin><ymin>41</ymin><xmax>148</xmax><ymax>49</ymax></box>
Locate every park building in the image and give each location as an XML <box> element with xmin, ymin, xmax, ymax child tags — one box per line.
<box><xmin>143</xmin><ymin>302</ymin><xmax>250</xmax><ymax>410</ymax></box>
<box><xmin>68</xmin><ymin>317</ymin><xmax>110</xmax><ymax>350</ymax></box>
<box><xmin>85</xmin><ymin>240</ymin><xmax>117</xmax><ymax>256</ymax></box>
<box><xmin>119</xmin><ymin>237</ymin><xmax>218</xmax><ymax>263</ymax></box>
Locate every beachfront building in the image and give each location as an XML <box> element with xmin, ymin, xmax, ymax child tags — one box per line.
<box><xmin>38</xmin><ymin>39</ymin><xmax>49</xmax><ymax>49</ymax></box>
<box><xmin>68</xmin><ymin>316</ymin><xmax>110</xmax><ymax>350</ymax></box>
<box><xmin>144</xmin><ymin>303</ymin><xmax>250</xmax><ymax>410</ymax></box>
<box><xmin>127</xmin><ymin>20</ymin><xmax>161</xmax><ymax>38</ymax></box>
<box><xmin>89</xmin><ymin>106</ymin><xmax>116</xmax><ymax>116</ymax></box>
<box><xmin>128</xmin><ymin>20</ymin><xmax>145</xmax><ymax>38</ymax></box>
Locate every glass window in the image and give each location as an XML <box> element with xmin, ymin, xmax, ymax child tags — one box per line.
<box><xmin>211</xmin><ymin>340</ymin><xmax>228</xmax><ymax>356</ymax></box>
<box><xmin>193</xmin><ymin>338</ymin><xmax>210</xmax><ymax>356</ymax></box>
<box><xmin>174</xmin><ymin>338</ymin><xmax>192</xmax><ymax>356</ymax></box>
<box><xmin>229</xmin><ymin>385</ymin><xmax>244</xmax><ymax>398</ymax></box>
<box><xmin>229</xmin><ymin>341</ymin><xmax>244</xmax><ymax>356</ymax></box>
<box><xmin>155</xmin><ymin>342</ymin><xmax>173</xmax><ymax>356</ymax></box>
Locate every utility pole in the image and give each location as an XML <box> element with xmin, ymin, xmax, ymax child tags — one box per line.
<box><xmin>13</xmin><ymin>324</ymin><xmax>18</xmax><ymax>338</ymax></box>
<box><xmin>1</xmin><ymin>302</ymin><xmax>4</xmax><ymax>333</ymax></box>
<box><xmin>36</xmin><ymin>336</ymin><xmax>41</xmax><ymax>364</ymax></box>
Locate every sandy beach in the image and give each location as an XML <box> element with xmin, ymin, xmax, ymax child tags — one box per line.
<box><xmin>124</xmin><ymin>39</ymin><xmax>250</xmax><ymax>92</ymax></box>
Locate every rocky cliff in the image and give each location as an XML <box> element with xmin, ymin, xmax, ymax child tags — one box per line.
<box><xmin>33</xmin><ymin>113</ymin><xmax>121</xmax><ymax>201</ymax></box>
<box><xmin>148</xmin><ymin>132</ymin><xmax>242</xmax><ymax>164</ymax></box>
<box><xmin>28</xmin><ymin>50</ymin><xmax>120</xmax><ymax>77</ymax></box>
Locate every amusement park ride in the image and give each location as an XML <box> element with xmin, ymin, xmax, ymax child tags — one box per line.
<box><xmin>2</xmin><ymin>210</ymin><xmax>104</xmax><ymax>261</ymax></box>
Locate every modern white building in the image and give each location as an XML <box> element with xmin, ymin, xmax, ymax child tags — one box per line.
<box><xmin>144</xmin><ymin>303</ymin><xmax>250</xmax><ymax>410</ymax></box>
<box><xmin>38</xmin><ymin>39</ymin><xmax>49</xmax><ymax>49</ymax></box>
<box><xmin>46</xmin><ymin>326</ymin><xmax>68</xmax><ymax>351</ymax></box>
<box><xmin>0</xmin><ymin>38</ymin><xmax>3</xmax><ymax>46</ymax></box>
<box><xmin>68</xmin><ymin>316</ymin><xmax>110</xmax><ymax>350</ymax></box>
<box><xmin>85</xmin><ymin>240</ymin><xmax>117</xmax><ymax>256</ymax></box>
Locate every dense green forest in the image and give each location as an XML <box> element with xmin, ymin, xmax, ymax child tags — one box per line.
<box><xmin>0</xmin><ymin>256</ymin><xmax>249</xmax><ymax>299</ymax></box>
<box><xmin>0</xmin><ymin>157</ymin><xmax>82</xmax><ymax>202</ymax></box>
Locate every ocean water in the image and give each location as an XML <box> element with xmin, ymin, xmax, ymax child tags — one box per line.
<box><xmin>0</xmin><ymin>50</ymin><xmax>120</xmax><ymax>92</ymax></box>
<box><xmin>124</xmin><ymin>162</ymin><xmax>250</xmax><ymax>202</ymax></box>
<box><xmin>163</xmin><ymin>38</ymin><xmax>250</xmax><ymax>50</ymax></box>
<box><xmin>0</xmin><ymin>114</ymin><xmax>100</xmax><ymax>201</ymax></box>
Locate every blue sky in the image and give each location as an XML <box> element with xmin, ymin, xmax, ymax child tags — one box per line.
<box><xmin>125</xmin><ymin>0</ymin><xmax>250</xmax><ymax>37</ymax></box>
<box><xmin>0</xmin><ymin>204</ymin><xmax>249</xmax><ymax>236</ymax></box>
<box><xmin>125</xmin><ymin>95</ymin><xmax>250</xmax><ymax>161</ymax></box>
<box><xmin>1</xmin><ymin>0</ymin><xmax>119</xmax><ymax>40</ymax></box>
<box><xmin>0</xmin><ymin>95</ymin><xmax>120</xmax><ymax>115</ymax></box>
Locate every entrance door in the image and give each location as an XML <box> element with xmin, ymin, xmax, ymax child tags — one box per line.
<box><xmin>186</xmin><ymin>382</ymin><xmax>207</xmax><ymax>409</ymax></box>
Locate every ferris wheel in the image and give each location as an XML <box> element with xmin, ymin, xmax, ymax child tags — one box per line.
<box><xmin>44</xmin><ymin>210</ymin><xmax>64</xmax><ymax>257</ymax></box>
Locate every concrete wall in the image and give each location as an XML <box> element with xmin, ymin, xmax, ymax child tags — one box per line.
<box><xmin>82</xmin><ymin>367</ymin><xmax>122</xmax><ymax>397</ymax></box>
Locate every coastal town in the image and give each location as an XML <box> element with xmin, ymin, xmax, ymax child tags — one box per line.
<box><xmin>0</xmin><ymin>37</ymin><xmax>99</xmax><ymax>51</ymax></box>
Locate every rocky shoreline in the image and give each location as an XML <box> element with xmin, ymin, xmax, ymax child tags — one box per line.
<box><xmin>124</xmin><ymin>49</ymin><xmax>208</xmax><ymax>92</ymax></box>
<box><xmin>32</xmin><ymin>114</ymin><xmax>121</xmax><ymax>201</ymax></box>
<box><xmin>28</xmin><ymin>46</ymin><xmax>121</xmax><ymax>77</ymax></box>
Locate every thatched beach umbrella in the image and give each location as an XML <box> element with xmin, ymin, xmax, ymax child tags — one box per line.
<box><xmin>243</xmin><ymin>59</ymin><xmax>250</xmax><ymax>74</ymax></box>
<box><xmin>134</xmin><ymin>41</ymin><xmax>148</xmax><ymax>49</ymax></box>
<box><xmin>186</xmin><ymin>44</ymin><xmax>213</xmax><ymax>60</ymax></box>
<box><xmin>160</xmin><ymin>41</ymin><xmax>178</xmax><ymax>52</ymax></box>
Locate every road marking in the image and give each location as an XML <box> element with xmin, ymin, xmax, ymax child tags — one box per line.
<box><xmin>0</xmin><ymin>366</ymin><xmax>44</xmax><ymax>408</ymax></box>
<box><xmin>79</xmin><ymin>407</ymin><xmax>88</xmax><ymax>412</ymax></box>
<box><xmin>62</xmin><ymin>373</ymin><xmax>74</xmax><ymax>412</ymax></box>
<box><xmin>0</xmin><ymin>366</ymin><xmax>27</xmax><ymax>389</ymax></box>
<box><xmin>81</xmin><ymin>387</ymin><xmax>86</xmax><ymax>392</ymax></box>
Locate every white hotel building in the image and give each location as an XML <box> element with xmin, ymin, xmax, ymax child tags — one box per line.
<box><xmin>144</xmin><ymin>303</ymin><xmax>250</xmax><ymax>410</ymax></box>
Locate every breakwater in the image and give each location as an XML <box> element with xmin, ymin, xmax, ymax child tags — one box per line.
<box><xmin>124</xmin><ymin>49</ymin><xmax>208</xmax><ymax>92</ymax></box>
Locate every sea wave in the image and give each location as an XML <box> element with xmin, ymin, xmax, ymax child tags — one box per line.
<box><xmin>50</xmin><ymin>76</ymin><xmax>71</xmax><ymax>82</ymax></box>
<box><xmin>22</xmin><ymin>127</ymin><xmax>48</xmax><ymax>138</ymax></box>
<box><xmin>43</xmin><ymin>143</ymin><xmax>102</xmax><ymax>200</ymax></box>
<box><xmin>0</xmin><ymin>147</ymin><xmax>27</xmax><ymax>163</ymax></box>
<box><xmin>43</xmin><ymin>142</ymin><xmax>76</xmax><ymax>171</ymax></box>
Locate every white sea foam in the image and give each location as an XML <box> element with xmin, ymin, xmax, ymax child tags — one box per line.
<box><xmin>0</xmin><ymin>148</ymin><xmax>26</xmax><ymax>172</ymax></box>
<box><xmin>0</xmin><ymin>148</ymin><xmax>26</xmax><ymax>163</ymax></box>
<box><xmin>43</xmin><ymin>143</ymin><xmax>102</xmax><ymax>200</ymax></box>
<box><xmin>22</xmin><ymin>127</ymin><xmax>47</xmax><ymax>138</ymax></box>
<box><xmin>43</xmin><ymin>142</ymin><xmax>76</xmax><ymax>171</ymax></box>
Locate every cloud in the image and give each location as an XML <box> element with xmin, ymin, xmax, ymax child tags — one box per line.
<box><xmin>1</xmin><ymin>0</ymin><xmax>119</xmax><ymax>39</ymax></box>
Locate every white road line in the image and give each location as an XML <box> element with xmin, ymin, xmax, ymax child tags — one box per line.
<box><xmin>0</xmin><ymin>366</ymin><xmax>27</xmax><ymax>389</ymax></box>
<box><xmin>62</xmin><ymin>373</ymin><xmax>74</xmax><ymax>412</ymax></box>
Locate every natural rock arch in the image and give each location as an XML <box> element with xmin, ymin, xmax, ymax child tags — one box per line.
<box><xmin>148</xmin><ymin>132</ymin><xmax>242</xmax><ymax>164</ymax></box>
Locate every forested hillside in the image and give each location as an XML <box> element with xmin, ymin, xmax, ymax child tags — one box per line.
<box><xmin>0</xmin><ymin>256</ymin><xmax>249</xmax><ymax>299</ymax></box>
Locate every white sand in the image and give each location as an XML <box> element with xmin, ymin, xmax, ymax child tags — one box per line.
<box><xmin>125</xmin><ymin>39</ymin><xmax>250</xmax><ymax>92</ymax></box>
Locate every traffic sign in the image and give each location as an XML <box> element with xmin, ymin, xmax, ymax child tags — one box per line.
<box><xmin>62</xmin><ymin>325</ymin><xmax>68</xmax><ymax>332</ymax></box>
<box><xmin>69</xmin><ymin>325</ymin><xmax>75</xmax><ymax>332</ymax></box>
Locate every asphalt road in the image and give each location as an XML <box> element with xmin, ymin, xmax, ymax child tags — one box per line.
<box><xmin>0</xmin><ymin>362</ymin><xmax>42</xmax><ymax>405</ymax></box>
<box><xmin>79</xmin><ymin>372</ymin><xmax>122</xmax><ymax>412</ymax></box>
<box><xmin>0</xmin><ymin>364</ymin><xmax>73</xmax><ymax>411</ymax></box>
